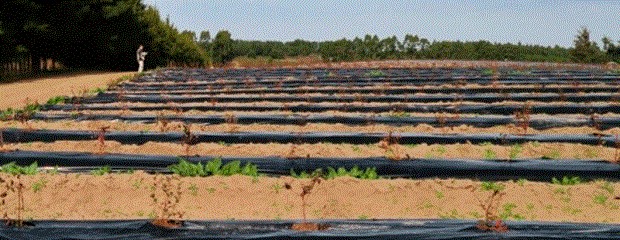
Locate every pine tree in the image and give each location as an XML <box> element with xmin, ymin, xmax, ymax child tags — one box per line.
<box><xmin>570</xmin><ymin>27</ymin><xmax>605</xmax><ymax>63</ymax></box>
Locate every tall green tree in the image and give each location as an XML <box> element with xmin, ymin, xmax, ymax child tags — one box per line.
<box><xmin>570</xmin><ymin>27</ymin><xmax>606</xmax><ymax>63</ymax></box>
<box><xmin>211</xmin><ymin>30</ymin><xmax>234</xmax><ymax>65</ymax></box>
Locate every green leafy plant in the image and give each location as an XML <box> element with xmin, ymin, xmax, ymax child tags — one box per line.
<box><xmin>91</xmin><ymin>165</ymin><xmax>111</xmax><ymax>176</ymax></box>
<box><xmin>31</xmin><ymin>178</ymin><xmax>47</xmax><ymax>193</ymax></box>
<box><xmin>481</xmin><ymin>69</ymin><xmax>494</xmax><ymax>76</ymax></box>
<box><xmin>594</xmin><ymin>193</ymin><xmax>608</xmax><ymax>205</ymax></box>
<box><xmin>483</xmin><ymin>149</ymin><xmax>497</xmax><ymax>160</ymax></box>
<box><xmin>509</xmin><ymin>144</ymin><xmax>522</xmax><ymax>160</ymax></box>
<box><xmin>388</xmin><ymin>111</ymin><xmax>410</xmax><ymax>118</ymax></box>
<box><xmin>0</xmin><ymin>109</ymin><xmax>14</xmax><ymax>121</ymax></box>
<box><xmin>365</xmin><ymin>70</ymin><xmax>385</xmax><ymax>77</ymax></box>
<box><xmin>436</xmin><ymin>145</ymin><xmax>447</xmax><ymax>155</ymax></box>
<box><xmin>168</xmin><ymin>158</ymin><xmax>258</xmax><ymax>177</ymax></box>
<box><xmin>188</xmin><ymin>183</ymin><xmax>198</xmax><ymax>196</ymax></box>
<box><xmin>89</xmin><ymin>87</ymin><xmax>106</xmax><ymax>95</ymax></box>
<box><xmin>481</xmin><ymin>182</ymin><xmax>505</xmax><ymax>192</ymax></box>
<box><xmin>435</xmin><ymin>190</ymin><xmax>445</xmax><ymax>199</ymax></box>
<box><xmin>551</xmin><ymin>176</ymin><xmax>582</xmax><ymax>185</ymax></box>
<box><xmin>0</xmin><ymin>162</ymin><xmax>38</xmax><ymax>175</ymax></box>
<box><xmin>500</xmin><ymin>203</ymin><xmax>525</xmax><ymax>220</ymax></box>
<box><xmin>291</xmin><ymin>166</ymin><xmax>378</xmax><ymax>180</ymax></box>
<box><xmin>45</xmin><ymin>96</ymin><xmax>66</xmax><ymax>105</ymax></box>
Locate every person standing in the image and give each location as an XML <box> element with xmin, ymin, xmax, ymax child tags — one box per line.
<box><xmin>136</xmin><ymin>45</ymin><xmax>147</xmax><ymax>73</ymax></box>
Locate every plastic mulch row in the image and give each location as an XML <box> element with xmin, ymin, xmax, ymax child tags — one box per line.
<box><xmin>1</xmin><ymin>219</ymin><xmax>618</xmax><ymax>239</ymax></box>
<box><xmin>40</xmin><ymin>103</ymin><xmax>620</xmax><ymax>115</ymax></box>
<box><xmin>1</xmin><ymin>151</ymin><xmax>619</xmax><ymax>181</ymax></box>
<box><xmin>78</xmin><ymin>92</ymin><xmax>620</xmax><ymax>104</ymax></box>
<box><xmin>29</xmin><ymin>113</ymin><xmax>620</xmax><ymax>130</ymax></box>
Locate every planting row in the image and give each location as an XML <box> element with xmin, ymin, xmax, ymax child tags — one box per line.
<box><xmin>4</xmin><ymin>220</ymin><xmax>620</xmax><ymax>239</ymax></box>
<box><xmin>2</xmin><ymin>128</ymin><xmax>620</xmax><ymax>147</ymax></box>
<box><xmin>105</xmin><ymin>84</ymin><xmax>620</xmax><ymax>95</ymax></box>
<box><xmin>0</xmin><ymin>170</ymin><xmax>617</xmax><ymax>228</ymax></box>
<box><xmin>3</xmin><ymin>141</ymin><xmax>618</xmax><ymax>162</ymax></box>
<box><xmin>118</xmin><ymin>79</ymin><xmax>620</xmax><ymax>90</ymax></box>
<box><xmin>139</xmin><ymin>68</ymin><xmax>620</xmax><ymax>81</ymax></box>
<box><xmin>38</xmin><ymin>102</ymin><xmax>620</xmax><ymax>115</ymax></box>
<box><xmin>77</xmin><ymin>92</ymin><xmax>620</xmax><ymax>104</ymax></box>
<box><xmin>1</xmin><ymin>151</ymin><xmax>619</xmax><ymax>181</ymax></box>
<box><xmin>21</xmin><ymin>114</ymin><xmax>620</xmax><ymax>130</ymax></box>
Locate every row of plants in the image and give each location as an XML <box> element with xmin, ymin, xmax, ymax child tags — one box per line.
<box><xmin>0</xmin><ymin>160</ymin><xmax>611</xmax><ymax>232</ymax></box>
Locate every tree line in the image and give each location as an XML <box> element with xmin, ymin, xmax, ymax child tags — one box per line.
<box><xmin>201</xmin><ymin>28</ymin><xmax>619</xmax><ymax>66</ymax></box>
<box><xmin>1</xmin><ymin>0</ymin><xmax>205</xmax><ymax>74</ymax></box>
<box><xmin>2</xmin><ymin>0</ymin><xmax>618</xmax><ymax>75</ymax></box>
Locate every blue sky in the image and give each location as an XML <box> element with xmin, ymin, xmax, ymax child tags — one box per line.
<box><xmin>143</xmin><ymin>0</ymin><xmax>620</xmax><ymax>47</ymax></box>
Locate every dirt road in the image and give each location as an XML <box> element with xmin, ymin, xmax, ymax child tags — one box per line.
<box><xmin>0</xmin><ymin>72</ymin><xmax>133</xmax><ymax>110</ymax></box>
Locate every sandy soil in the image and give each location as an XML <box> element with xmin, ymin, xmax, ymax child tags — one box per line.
<box><xmin>80</xmin><ymin>100</ymin><xmax>616</xmax><ymax>108</ymax></box>
<box><xmin>37</xmin><ymin>109</ymin><xmax>620</xmax><ymax>119</ymax></box>
<box><xmin>108</xmin><ymin>83</ymin><xmax>620</xmax><ymax>95</ymax></box>
<box><xmin>4</xmin><ymin>141</ymin><xmax>614</xmax><ymax>161</ymax></box>
<box><xmin>1</xmin><ymin>120</ymin><xmax>618</xmax><ymax>136</ymax></box>
<box><xmin>1</xmin><ymin>173</ymin><xmax>618</xmax><ymax>223</ymax></box>
<box><xmin>0</xmin><ymin>72</ymin><xmax>133</xmax><ymax>110</ymax></box>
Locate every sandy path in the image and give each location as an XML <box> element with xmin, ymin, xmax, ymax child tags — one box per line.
<box><xmin>0</xmin><ymin>72</ymin><xmax>133</xmax><ymax>110</ymax></box>
<box><xmin>3</xmin><ymin>173</ymin><xmax>619</xmax><ymax>222</ymax></box>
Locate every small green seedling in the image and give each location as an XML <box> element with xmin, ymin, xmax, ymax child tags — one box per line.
<box><xmin>551</xmin><ymin>176</ymin><xmax>581</xmax><ymax>185</ymax></box>
<box><xmin>91</xmin><ymin>165</ymin><xmax>111</xmax><ymax>176</ymax></box>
